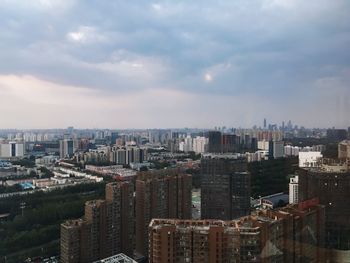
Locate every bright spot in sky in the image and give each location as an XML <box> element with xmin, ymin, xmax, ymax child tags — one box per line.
<box><xmin>204</xmin><ymin>73</ymin><xmax>213</xmax><ymax>82</ymax></box>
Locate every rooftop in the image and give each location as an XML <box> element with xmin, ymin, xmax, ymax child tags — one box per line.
<box><xmin>93</xmin><ymin>253</ymin><xmax>136</xmax><ymax>263</ymax></box>
<box><xmin>202</xmin><ymin>153</ymin><xmax>246</xmax><ymax>159</ymax></box>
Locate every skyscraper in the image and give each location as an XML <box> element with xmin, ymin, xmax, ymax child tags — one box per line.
<box><xmin>264</xmin><ymin>118</ymin><xmax>267</xmax><ymax>129</ymax></box>
<box><xmin>135</xmin><ymin>169</ymin><xmax>192</xmax><ymax>256</ymax></box>
<box><xmin>208</xmin><ymin>130</ymin><xmax>222</xmax><ymax>153</ymax></box>
<box><xmin>201</xmin><ymin>153</ymin><xmax>250</xmax><ymax>220</ymax></box>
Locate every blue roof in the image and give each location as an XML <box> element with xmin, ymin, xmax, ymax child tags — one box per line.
<box><xmin>19</xmin><ymin>182</ymin><xmax>35</xmax><ymax>190</ymax></box>
<box><xmin>262</xmin><ymin>193</ymin><xmax>289</xmax><ymax>207</ymax></box>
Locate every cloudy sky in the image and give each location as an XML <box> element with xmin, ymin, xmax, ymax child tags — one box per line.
<box><xmin>0</xmin><ymin>0</ymin><xmax>349</xmax><ymax>129</ymax></box>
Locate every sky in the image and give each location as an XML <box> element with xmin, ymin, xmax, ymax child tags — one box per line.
<box><xmin>0</xmin><ymin>0</ymin><xmax>349</xmax><ymax>129</ymax></box>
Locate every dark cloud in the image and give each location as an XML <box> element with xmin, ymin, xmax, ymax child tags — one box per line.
<box><xmin>0</xmin><ymin>0</ymin><xmax>349</xmax><ymax>128</ymax></box>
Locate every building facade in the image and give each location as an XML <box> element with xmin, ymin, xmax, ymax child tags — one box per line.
<box><xmin>338</xmin><ymin>140</ymin><xmax>350</xmax><ymax>160</ymax></box>
<box><xmin>135</xmin><ymin>169</ymin><xmax>192</xmax><ymax>256</ymax></box>
<box><xmin>105</xmin><ymin>182</ymin><xmax>135</xmax><ymax>257</ymax></box>
<box><xmin>299</xmin><ymin>161</ymin><xmax>350</xmax><ymax>250</ymax></box>
<box><xmin>60</xmin><ymin>181</ymin><xmax>135</xmax><ymax>263</ymax></box>
<box><xmin>289</xmin><ymin>175</ymin><xmax>299</xmax><ymax>204</ymax></box>
<box><xmin>148</xmin><ymin>202</ymin><xmax>325</xmax><ymax>263</ymax></box>
<box><xmin>208</xmin><ymin>131</ymin><xmax>222</xmax><ymax>153</ymax></box>
<box><xmin>0</xmin><ymin>141</ymin><xmax>24</xmax><ymax>158</ymax></box>
<box><xmin>201</xmin><ymin>153</ymin><xmax>250</xmax><ymax>220</ymax></box>
<box><xmin>298</xmin><ymin>151</ymin><xmax>323</xmax><ymax>168</ymax></box>
<box><xmin>59</xmin><ymin>139</ymin><xmax>75</xmax><ymax>159</ymax></box>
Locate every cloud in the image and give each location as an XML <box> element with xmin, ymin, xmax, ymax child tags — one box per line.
<box><xmin>0</xmin><ymin>0</ymin><xmax>349</xmax><ymax>128</ymax></box>
<box><xmin>66</xmin><ymin>26</ymin><xmax>108</xmax><ymax>44</ymax></box>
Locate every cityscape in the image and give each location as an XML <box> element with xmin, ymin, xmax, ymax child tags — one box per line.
<box><xmin>1</xmin><ymin>1</ymin><xmax>350</xmax><ymax>263</ymax></box>
<box><xmin>0</xmin><ymin>125</ymin><xmax>350</xmax><ymax>262</ymax></box>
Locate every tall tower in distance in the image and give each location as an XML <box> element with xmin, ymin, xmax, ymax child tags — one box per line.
<box><xmin>264</xmin><ymin>118</ymin><xmax>267</xmax><ymax>129</ymax></box>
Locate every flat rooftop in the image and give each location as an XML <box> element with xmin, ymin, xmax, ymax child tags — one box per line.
<box><xmin>93</xmin><ymin>253</ymin><xmax>136</xmax><ymax>263</ymax></box>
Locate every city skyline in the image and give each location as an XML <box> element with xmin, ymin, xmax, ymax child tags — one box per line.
<box><xmin>1</xmin><ymin>0</ymin><xmax>349</xmax><ymax>128</ymax></box>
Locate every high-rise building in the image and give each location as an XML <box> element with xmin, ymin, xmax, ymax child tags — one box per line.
<box><xmin>299</xmin><ymin>160</ymin><xmax>350</xmax><ymax>250</ymax></box>
<box><xmin>258</xmin><ymin>140</ymin><xmax>269</xmax><ymax>151</ymax></box>
<box><xmin>60</xmin><ymin>180</ymin><xmax>135</xmax><ymax>263</ymax></box>
<box><xmin>289</xmin><ymin>175</ymin><xmax>299</xmax><ymax>204</ymax></box>
<box><xmin>59</xmin><ymin>139</ymin><xmax>75</xmax><ymax>159</ymax></box>
<box><xmin>149</xmin><ymin>202</ymin><xmax>325</xmax><ymax>263</ymax></box>
<box><xmin>327</xmin><ymin>129</ymin><xmax>347</xmax><ymax>141</ymax></box>
<box><xmin>110</xmin><ymin>132</ymin><xmax>119</xmax><ymax>145</ymax></box>
<box><xmin>0</xmin><ymin>141</ymin><xmax>25</xmax><ymax>158</ymax></box>
<box><xmin>109</xmin><ymin>146</ymin><xmax>148</xmax><ymax>165</ymax></box>
<box><xmin>338</xmin><ymin>140</ymin><xmax>350</xmax><ymax>159</ymax></box>
<box><xmin>268</xmin><ymin>140</ymin><xmax>284</xmax><ymax>159</ymax></box>
<box><xmin>264</xmin><ymin>118</ymin><xmax>267</xmax><ymax>129</ymax></box>
<box><xmin>221</xmin><ymin>134</ymin><xmax>238</xmax><ymax>153</ymax></box>
<box><xmin>208</xmin><ymin>131</ymin><xmax>222</xmax><ymax>153</ymax></box>
<box><xmin>60</xmin><ymin>219</ymin><xmax>91</xmax><ymax>263</ymax></box>
<box><xmin>85</xmin><ymin>200</ymin><xmax>108</xmax><ymax>261</ymax></box>
<box><xmin>273</xmin><ymin>141</ymin><xmax>284</xmax><ymax>159</ymax></box>
<box><xmin>135</xmin><ymin>169</ymin><xmax>192</xmax><ymax>256</ymax></box>
<box><xmin>192</xmin><ymin>136</ymin><xmax>208</xmax><ymax>154</ymax></box>
<box><xmin>201</xmin><ymin>153</ymin><xmax>250</xmax><ymax>220</ymax></box>
<box><xmin>105</xmin><ymin>182</ymin><xmax>134</xmax><ymax>257</ymax></box>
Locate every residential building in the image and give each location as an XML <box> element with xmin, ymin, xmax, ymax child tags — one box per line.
<box><xmin>135</xmin><ymin>169</ymin><xmax>192</xmax><ymax>256</ymax></box>
<box><xmin>60</xmin><ymin>219</ymin><xmax>91</xmax><ymax>263</ymax></box>
<box><xmin>0</xmin><ymin>141</ymin><xmax>24</xmax><ymax>158</ymax></box>
<box><xmin>59</xmin><ymin>139</ymin><xmax>75</xmax><ymax>159</ymax></box>
<box><xmin>298</xmin><ymin>151</ymin><xmax>323</xmax><ymax>168</ymax></box>
<box><xmin>192</xmin><ymin>136</ymin><xmax>208</xmax><ymax>154</ymax></box>
<box><xmin>60</xmin><ymin>180</ymin><xmax>135</xmax><ymax>263</ymax></box>
<box><xmin>85</xmin><ymin>200</ymin><xmax>109</xmax><ymax>261</ymax></box>
<box><xmin>258</xmin><ymin>140</ymin><xmax>269</xmax><ymax>151</ymax></box>
<box><xmin>208</xmin><ymin>131</ymin><xmax>222</xmax><ymax>153</ymax></box>
<box><xmin>273</xmin><ymin>141</ymin><xmax>284</xmax><ymax>158</ymax></box>
<box><xmin>148</xmin><ymin>202</ymin><xmax>325</xmax><ymax>263</ymax></box>
<box><xmin>338</xmin><ymin>140</ymin><xmax>350</xmax><ymax>159</ymax></box>
<box><xmin>109</xmin><ymin>146</ymin><xmax>148</xmax><ymax>165</ymax></box>
<box><xmin>201</xmin><ymin>153</ymin><xmax>250</xmax><ymax>220</ymax></box>
<box><xmin>105</xmin><ymin>182</ymin><xmax>135</xmax><ymax>257</ymax></box>
<box><xmin>289</xmin><ymin>175</ymin><xmax>299</xmax><ymax>204</ymax></box>
<box><xmin>299</xmin><ymin>160</ymin><xmax>350</xmax><ymax>250</ymax></box>
<box><xmin>222</xmin><ymin>134</ymin><xmax>238</xmax><ymax>153</ymax></box>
